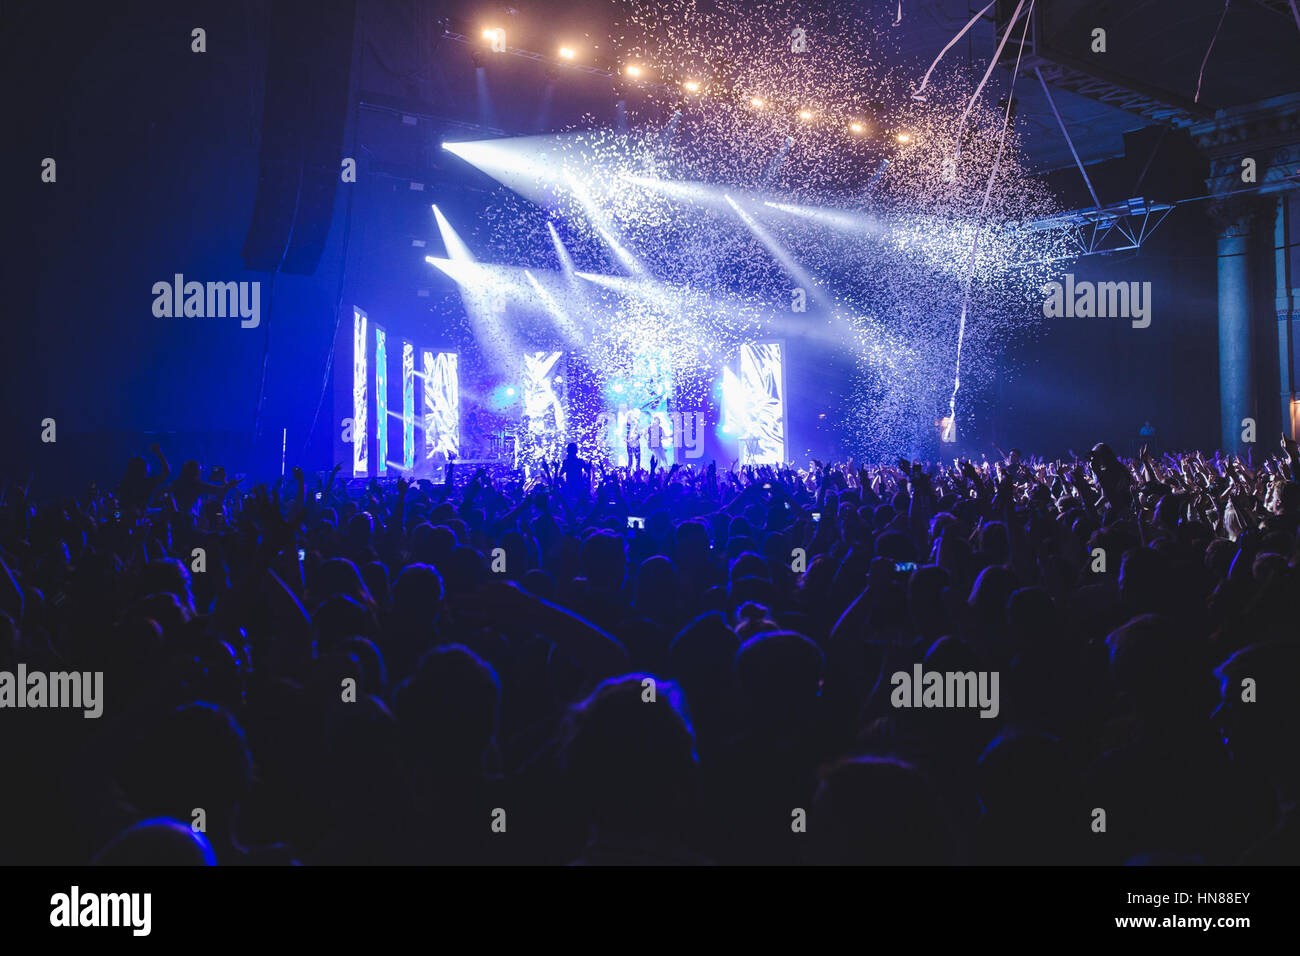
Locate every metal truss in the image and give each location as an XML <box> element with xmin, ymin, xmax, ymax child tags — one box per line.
<box><xmin>995</xmin><ymin>2</ymin><xmax>1213</xmax><ymax>128</ymax></box>
<box><xmin>439</xmin><ymin>29</ymin><xmax>616</xmax><ymax>78</ymax></box>
<box><xmin>1026</xmin><ymin>198</ymin><xmax>1176</xmax><ymax>263</ymax></box>
<box><xmin>1021</xmin><ymin>57</ymin><xmax>1210</xmax><ymax>128</ymax></box>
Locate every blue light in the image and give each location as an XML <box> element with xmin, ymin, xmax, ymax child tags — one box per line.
<box><xmin>489</xmin><ymin>383</ymin><xmax>520</xmax><ymax>410</ymax></box>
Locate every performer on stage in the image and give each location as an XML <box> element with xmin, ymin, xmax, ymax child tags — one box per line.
<box><xmin>560</xmin><ymin>441</ymin><xmax>591</xmax><ymax>500</ymax></box>
<box><xmin>625</xmin><ymin>410</ymin><xmax>642</xmax><ymax>470</ymax></box>
<box><xmin>646</xmin><ymin>412</ymin><xmax>665</xmax><ymax>463</ymax></box>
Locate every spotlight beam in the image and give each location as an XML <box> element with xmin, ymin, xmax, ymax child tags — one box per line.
<box><xmin>623</xmin><ymin>174</ymin><xmax>735</xmax><ymax>209</ymax></box>
<box><xmin>432</xmin><ymin>204</ymin><xmax>475</xmax><ymax>262</ymax></box>
<box><xmin>724</xmin><ymin>194</ymin><xmax>824</xmax><ymax>297</ymax></box>
<box><xmin>762</xmin><ymin>200</ymin><xmax>884</xmax><ymax>236</ymax></box>
<box><xmin>565</xmin><ymin>171</ymin><xmax>647</xmax><ymax>276</ymax></box>
<box><xmin>547</xmin><ymin>222</ymin><xmax>576</xmax><ymax>278</ymax></box>
<box><xmin>424</xmin><ymin>249</ymin><xmax>519</xmax><ymax>373</ymax></box>
<box><xmin>524</xmin><ymin>269</ymin><xmax>583</xmax><ymax>345</ymax></box>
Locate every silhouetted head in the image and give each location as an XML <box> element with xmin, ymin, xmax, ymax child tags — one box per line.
<box><xmin>127</xmin><ymin>703</ymin><xmax>253</xmax><ymax>830</ymax></box>
<box><xmin>562</xmin><ymin>674</ymin><xmax>697</xmax><ymax>837</ymax></box>
<box><xmin>580</xmin><ymin>531</ymin><xmax>626</xmax><ymax>593</ymax></box>
<box><xmin>1090</xmin><ymin>443</ymin><xmax>1119</xmax><ymax>468</ymax></box>
<box><xmin>139</xmin><ymin>558</ymin><xmax>196</xmax><ymax>613</ymax></box>
<box><xmin>92</xmin><ymin>818</ymin><xmax>218</xmax><ymax>866</ymax></box>
<box><xmin>808</xmin><ymin>757</ymin><xmax>955</xmax><ymax>864</ymax></box>
<box><xmin>393</xmin><ymin>644</ymin><xmax>500</xmax><ymax>769</ymax></box>
<box><xmin>314</xmin><ymin>593</ymin><xmax>378</xmax><ymax>651</ymax></box>
<box><xmin>668</xmin><ymin>612</ymin><xmax>739</xmax><ymax>704</ymax></box>
<box><xmin>1107</xmin><ymin>614</ymin><xmax>1207</xmax><ymax>725</ymax></box>
<box><xmin>634</xmin><ymin>556</ymin><xmax>676</xmax><ymax>613</ymax></box>
<box><xmin>314</xmin><ymin>557</ymin><xmax>374</xmax><ymax>606</ymax></box>
<box><xmin>392</xmin><ymin>563</ymin><xmax>444</xmax><ymax>622</ymax></box>
<box><xmin>734</xmin><ymin>630</ymin><xmax>824</xmax><ymax>729</ymax></box>
<box><xmin>1215</xmin><ymin>641</ymin><xmax>1300</xmax><ymax>790</ymax></box>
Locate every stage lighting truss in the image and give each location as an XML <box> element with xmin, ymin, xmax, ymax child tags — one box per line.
<box><xmin>442</xmin><ymin>23</ymin><xmax>615</xmax><ymax>77</ymax></box>
<box><xmin>1025</xmin><ymin>197</ymin><xmax>1175</xmax><ymax>264</ymax></box>
<box><xmin>999</xmin><ymin>6</ymin><xmax>1210</xmax><ymax>129</ymax></box>
<box><xmin>436</xmin><ymin>16</ymin><xmax>879</xmax><ymax>138</ymax></box>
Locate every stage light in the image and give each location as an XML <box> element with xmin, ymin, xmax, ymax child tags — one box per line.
<box><xmin>849</xmin><ymin>121</ymin><xmax>865</xmax><ymax>134</ymax></box>
<box><xmin>896</xmin><ymin>132</ymin><xmax>912</xmax><ymax>143</ymax></box>
<box><xmin>799</xmin><ymin>110</ymin><xmax>814</xmax><ymax>121</ymax></box>
<box><xmin>750</xmin><ymin>97</ymin><xmax>765</xmax><ymax>108</ymax></box>
<box><xmin>625</xmin><ymin>64</ymin><xmax>642</xmax><ymax>77</ymax></box>
<box><xmin>683</xmin><ymin>80</ymin><xmax>700</xmax><ymax>93</ymax></box>
<box><xmin>442</xmin><ymin>137</ymin><xmax>569</xmax><ymax>204</ymax></box>
<box><xmin>483</xmin><ymin>27</ymin><xmax>506</xmax><ymax>51</ymax></box>
<box><xmin>488</xmin><ymin>383</ymin><xmax>519</xmax><ymax>411</ymax></box>
<box><xmin>558</xmin><ymin>46</ymin><xmax>575</xmax><ymax>60</ymax></box>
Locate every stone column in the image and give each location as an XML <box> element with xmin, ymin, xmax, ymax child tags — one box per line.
<box><xmin>1277</xmin><ymin>193</ymin><xmax>1299</xmax><ymax>440</ymax></box>
<box><xmin>1209</xmin><ymin>197</ymin><xmax>1269</xmax><ymax>454</ymax></box>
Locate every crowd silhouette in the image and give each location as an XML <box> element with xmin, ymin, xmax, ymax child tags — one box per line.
<box><xmin>1</xmin><ymin>437</ymin><xmax>1297</xmax><ymax>865</ymax></box>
